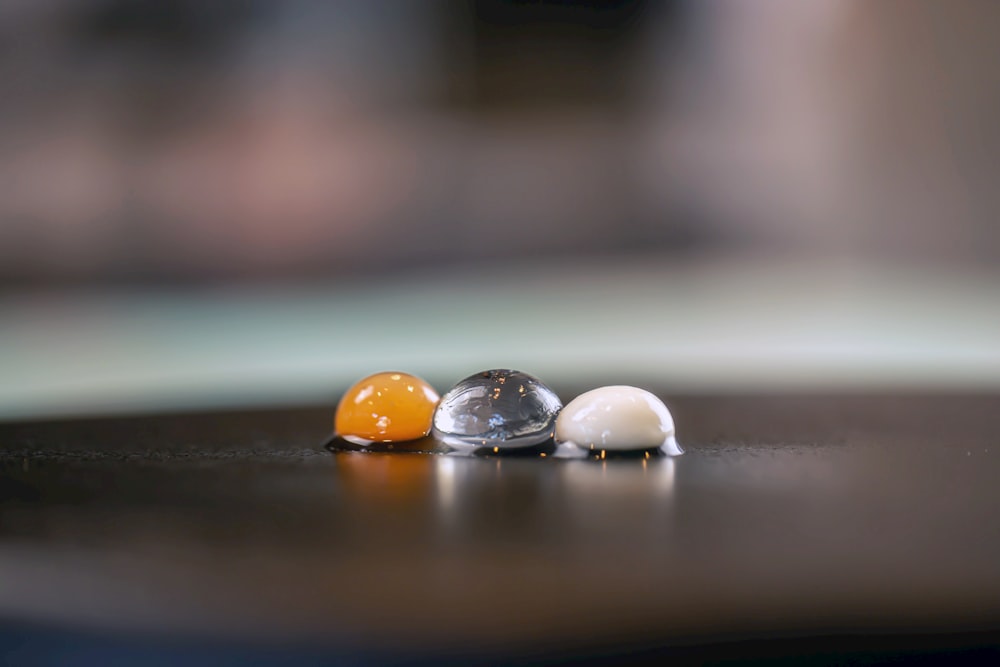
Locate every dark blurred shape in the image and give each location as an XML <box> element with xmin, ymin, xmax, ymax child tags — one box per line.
<box><xmin>443</xmin><ymin>0</ymin><xmax>656</xmax><ymax>110</ymax></box>
<box><xmin>73</xmin><ymin>0</ymin><xmax>263</xmax><ymax>57</ymax></box>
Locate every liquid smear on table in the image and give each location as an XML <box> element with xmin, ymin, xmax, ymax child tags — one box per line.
<box><xmin>324</xmin><ymin>434</ymin><xmax>682</xmax><ymax>459</ymax></box>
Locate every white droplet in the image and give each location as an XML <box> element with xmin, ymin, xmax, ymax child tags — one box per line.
<box><xmin>555</xmin><ymin>386</ymin><xmax>682</xmax><ymax>454</ymax></box>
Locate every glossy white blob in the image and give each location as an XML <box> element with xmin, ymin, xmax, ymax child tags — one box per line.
<box><xmin>555</xmin><ymin>386</ymin><xmax>682</xmax><ymax>454</ymax></box>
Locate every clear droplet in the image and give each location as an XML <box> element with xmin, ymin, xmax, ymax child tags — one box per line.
<box><xmin>433</xmin><ymin>370</ymin><xmax>562</xmax><ymax>448</ymax></box>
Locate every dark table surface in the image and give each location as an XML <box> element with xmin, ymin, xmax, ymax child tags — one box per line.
<box><xmin>2</xmin><ymin>393</ymin><xmax>1000</xmax><ymax>665</ymax></box>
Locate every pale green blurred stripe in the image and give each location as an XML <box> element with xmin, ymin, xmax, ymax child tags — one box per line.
<box><xmin>2</xmin><ymin>258</ymin><xmax>999</xmax><ymax>420</ymax></box>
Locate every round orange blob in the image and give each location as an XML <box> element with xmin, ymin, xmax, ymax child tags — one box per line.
<box><xmin>335</xmin><ymin>372</ymin><xmax>440</xmax><ymax>443</ymax></box>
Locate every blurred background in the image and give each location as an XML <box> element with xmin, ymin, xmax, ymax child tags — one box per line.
<box><xmin>2</xmin><ymin>0</ymin><xmax>999</xmax><ymax>419</ymax></box>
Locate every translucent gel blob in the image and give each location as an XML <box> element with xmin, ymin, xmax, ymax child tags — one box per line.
<box><xmin>554</xmin><ymin>385</ymin><xmax>682</xmax><ymax>456</ymax></box>
<box><xmin>432</xmin><ymin>370</ymin><xmax>562</xmax><ymax>449</ymax></box>
<box><xmin>334</xmin><ymin>371</ymin><xmax>440</xmax><ymax>444</ymax></box>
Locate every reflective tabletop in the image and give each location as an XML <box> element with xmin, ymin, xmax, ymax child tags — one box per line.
<box><xmin>1</xmin><ymin>394</ymin><xmax>999</xmax><ymax>664</ymax></box>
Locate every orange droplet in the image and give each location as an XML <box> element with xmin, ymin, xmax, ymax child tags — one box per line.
<box><xmin>335</xmin><ymin>372</ymin><xmax>439</xmax><ymax>442</ymax></box>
